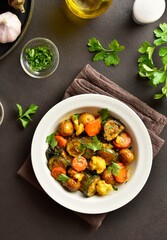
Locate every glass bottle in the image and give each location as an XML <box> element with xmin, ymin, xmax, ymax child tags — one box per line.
<box><xmin>65</xmin><ymin>0</ymin><xmax>113</xmax><ymax>19</ymax></box>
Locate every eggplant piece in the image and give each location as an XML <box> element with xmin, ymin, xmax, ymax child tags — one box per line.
<box><xmin>97</xmin><ymin>148</ymin><xmax>119</xmax><ymax>165</ymax></box>
<box><xmin>101</xmin><ymin>168</ymin><xmax>116</xmax><ymax>185</ymax></box>
<box><xmin>103</xmin><ymin>119</ymin><xmax>125</xmax><ymax>141</ymax></box>
<box><xmin>45</xmin><ymin>146</ymin><xmax>61</xmax><ymax>160</ymax></box>
<box><xmin>48</xmin><ymin>156</ymin><xmax>70</xmax><ymax>171</ymax></box>
<box><xmin>80</xmin><ymin>137</ymin><xmax>94</xmax><ymax>159</ymax></box>
<box><xmin>66</xmin><ymin>138</ymin><xmax>86</xmax><ymax>157</ymax></box>
<box><xmin>80</xmin><ymin>173</ymin><xmax>100</xmax><ymax>197</ymax></box>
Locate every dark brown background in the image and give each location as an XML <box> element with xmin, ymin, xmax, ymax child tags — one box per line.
<box><xmin>0</xmin><ymin>0</ymin><xmax>167</xmax><ymax>239</ymax></box>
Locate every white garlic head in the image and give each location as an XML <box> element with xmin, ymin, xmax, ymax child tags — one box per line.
<box><xmin>0</xmin><ymin>11</ymin><xmax>21</xmax><ymax>44</ymax></box>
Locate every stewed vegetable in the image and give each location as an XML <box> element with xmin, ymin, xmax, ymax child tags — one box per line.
<box><xmin>46</xmin><ymin>108</ymin><xmax>135</xmax><ymax>197</ymax></box>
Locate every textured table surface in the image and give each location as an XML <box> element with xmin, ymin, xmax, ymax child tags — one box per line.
<box><xmin>0</xmin><ymin>1</ymin><xmax>167</xmax><ymax>240</ymax></box>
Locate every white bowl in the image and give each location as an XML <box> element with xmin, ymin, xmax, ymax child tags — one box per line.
<box><xmin>31</xmin><ymin>94</ymin><xmax>153</xmax><ymax>214</ymax></box>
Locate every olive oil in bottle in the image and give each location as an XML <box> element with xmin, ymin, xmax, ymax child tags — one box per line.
<box><xmin>65</xmin><ymin>0</ymin><xmax>113</xmax><ymax>19</ymax></box>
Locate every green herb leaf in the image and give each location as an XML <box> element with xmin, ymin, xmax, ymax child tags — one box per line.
<box><xmin>152</xmin><ymin>71</ymin><xmax>166</xmax><ymax>85</ymax></box>
<box><xmin>20</xmin><ymin>118</ymin><xmax>29</xmax><ymax>129</ymax></box>
<box><xmin>108</xmin><ymin>39</ymin><xmax>125</xmax><ymax>52</ymax></box>
<box><xmin>108</xmin><ymin>162</ymin><xmax>122</xmax><ymax>176</ymax></box>
<box><xmin>113</xmin><ymin>186</ymin><xmax>118</xmax><ymax>191</ymax></box>
<box><xmin>138</xmin><ymin>23</ymin><xmax>167</xmax><ymax>99</ymax></box>
<box><xmin>72</xmin><ymin>113</ymin><xmax>80</xmax><ymax>121</ymax></box>
<box><xmin>98</xmin><ymin>108</ymin><xmax>110</xmax><ymax>122</ymax></box>
<box><xmin>154</xmin><ymin>23</ymin><xmax>167</xmax><ymax>46</ymax></box>
<box><xmin>16</xmin><ymin>103</ymin><xmax>38</xmax><ymax>128</ymax></box>
<box><xmin>25</xmin><ymin>46</ymin><xmax>53</xmax><ymax>71</ymax></box>
<box><xmin>16</xmin><ymin>104</ymin><xmax>23</xmax><ymax>117</ymax></box>
<box><xmin>87</xmin><ymin>38</ymin><xmax>124</xmax><ymax>67</ymax></box>
<box><xmin>159</xmin><ymin>46</ymin><xmax>167</xmax><ymax>65</ymax></box>
<box><xmin>93</xmin><ymin>51</ymin><xmax>106</xmax><ymax>61</ymax></box>
<box><xmin>46</xmin><ymin>133</ymin><xmax>57</xmax><ymax>150</ymax></box>
<box><xmin>87</xmin><ymin>37</ymin><xmax>103</xmax><ymax>52</ymax></box>
<box><xmin>57</xmin><ymin>174</ymin><xmax>69</xmax><ymax>183</ymax></box>
<box><xmin>86</xmin><ymin>136</ymin><xmax>102</xmax><ymax>152</ymax></box>
<box><xmin>104</xmin><ymin>52</ymin><xmax>120</xmax><ymax>66</ymax></box>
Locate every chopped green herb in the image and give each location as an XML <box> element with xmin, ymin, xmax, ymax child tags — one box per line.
<box><xmin>16</xmin><ymin>103</ymin><xmax>38</xmax><ymax>128</ymax></box>
<box><xmin>25</xmin><ymin>46</ymin><xmax>53</xmax><ymax>71</ymax></box>
<box><xmin>87</xmin><ymin>37</ymin><xmax>124</xmax><ymax>66</ymax></box>
<box><xmin>107</xmin><ymin>162</ymin><xmax>122</xmax><ymax>176</ymax></box>
<box><xmin>138</xmin><ymin>23</ymin><xmax>167</xmax><ymax>99</ymax></box>
<box><xmin>86</xmin><ymin>136</ymin><xmax>102</xmax><ymax>152</ymax></box>
<box><xmin>57</xmin><ymin>174</ymin><xmax>69</xmax><ymax>183</ymax></box>
<box><xmin>46</xmin><ymin>133</ymin><xmax>57</xmax><ymax>150</ymax></box>
<box><xmin>98</xmin><ymin>108</ymin><xmax>110</xmax><ymax>122</ymax></box>
<box><xmin>113</xmin><ymin>186</ymin><xmax>118</xmax><ymax>191</ymax></box>
<box><xmin>72</xmin><ymin>113</ymin><xmax>80</xmax><ymax>121</ymax></box>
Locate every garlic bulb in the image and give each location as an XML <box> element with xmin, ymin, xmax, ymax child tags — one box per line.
<box><xmin>0</xmin><ymin>11</ymin><xmax>21</xmax><ymax>44</ymax></box>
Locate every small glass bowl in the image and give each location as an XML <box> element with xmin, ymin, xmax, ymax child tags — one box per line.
<box><xmin>0</xmin><ymin>102</ymin><xmax>4</xmax><ymax>125</ymax></box>
<box><xmin>20</xmin><ymin>37</ymin><xmax>59</xmax><ymax>78</ymax></box>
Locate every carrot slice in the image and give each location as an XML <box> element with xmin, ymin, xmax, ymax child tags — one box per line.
<box><xmin>72</xmin><ymin>156</ymin><xmax>88</xmax><ymax>172</ymax></box>
<box><xmin>113</xmin><ymin>162</ymin><xmax>127</xmax><ymax>183</ymax></box>
<box><xmin>84</xmin><ymin>118</ymin><xmax>101</xmax><ymax>137</ymax></box>
<box><xmin>113</xmin><ymin>132</ymin><xmax>131</xmax><ymax>149</ymax></box>
<box><xmin>51</xmin><ymin>166</ymin><xmax>66</xmax><ymax>179</ymax></box>
<box><xmin>55</xmin><ymin>135</ymin><xmax>67</xmax><ymax>147</ymax></box>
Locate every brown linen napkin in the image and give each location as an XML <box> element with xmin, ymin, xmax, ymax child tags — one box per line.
<box><xmin>18</xmin><ymin>64</ymin><xmax>167</xmax><ymax>229</ymax></box>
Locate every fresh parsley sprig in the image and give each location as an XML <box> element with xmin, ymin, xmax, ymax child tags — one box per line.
<box><xmin>16</xmin><ymin>103</ymin><xmax>38</xmax><ymax>128</ymax></box>
<box><xmin>138</xmin><ymin>23</ymin><xmax>167</xmax><ymax>99</ymax></box>
<box><xmin>98</xmin><ymin>108</ymin><xmax>110</xmax><ymax>123</ymax></box>
<box><xmin>107</xmin><ymin>162</ymin><xmax>122</xmax><ymax>176</ymax></box>
<box><xmin>46</xmin><ymin>132</ymin><xmax>57</xmax><ymax>150</ymax></box>
<box><xmin>87</xmin><ymin>37</ymin><xmax>125</xmax><ymax>66</ymax></box>
<box><xmin>86</xmin><ymin>136</ymin><xmax>102</xmax><ymax>152</ymax></box>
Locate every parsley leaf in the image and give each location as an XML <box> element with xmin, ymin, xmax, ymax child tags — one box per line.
<box><xmin>154</xmin><ymin>23</ymin><xmax>167</xmax><ymax>46</ymax></box>
<box><xmin>57</xmin><ymin>174</ymin><xmax>69</xmax><ymax>183</ymax></box>
<box><xmin>107</xmin><ymin>162</ymin><xmax>122</xmax><ymax>176</ymax></box>
<box><xmin>25</xmin><ymin>46</ymin><xmax>53</xmax><ymax>71</ymax></box>
<box><xmin>46</xmin><ymin>133</ymin><xmax>57</xmax><ymax>150</ymax></box>
<box><xmin>87</xmin><ymin>37</ymin><xmax>124</xmax><ymax>66</ymax></box>
<box><xmin>159</xmin><ymin>46</ymin><xmax>167</xmax><ymax>65</ymax></box>
<box><xmin>86</xmin><ymin>136</ymin><xmax>102</xmax><ymax>152</ymax></box>
<box><xmin>98</xmin><ymin>108</ymin><xmax>110</xmax><ymax>122</ymax></box>
<box><xmin>138</xmin><ymin>41</ymin><xmax>155</xmax><ymax>63</ymax></box>
<box><xmin>138</xmin><ymin>23</ymin><xmax>167</xmax><ymax>99</ymax></box>
<box><xmin>16</xmin><ymin>103</ymin><xmax>38</xmax><ymax>128</ymax></box>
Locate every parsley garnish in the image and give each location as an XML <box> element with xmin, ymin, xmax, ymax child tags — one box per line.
<box><xmin>16</xmin><ymin>103</ymin><xmax>38</xmax><ymax>128</ymax></box>
<box><xmin>107</xmin><ymin>162</ymin><xmax>122</xmax><ymax>176</ymax></box>
<box><xmin>98</xmin><ymin>108</ymin><xmax>110</xmax><ymax>122</ymax></box>
<box><xmin>85</xmin><ymin>136</ymin><xmax>102</xmax><ymax>152</ymax></box>
<box><xmin>113</xmin><ymin>186</ymin><xmax>118</xmax><ymax>191</ymax></box>
<box><xmin>57</xmin><ymin>174</ymin><xmax>69</xmax><ymax>183</ymax></box>
<box><xmin>87</xmin><ymin>37</ymin><xmax>125</xmax><ymax>66</ymax></box>
<box><xmin>72</xmin><ymin>113</ymin><xmax>80</xmax><ymax>121</ymax></box>
<box><xmin>138</xmin><ymin>23</ymin><xmax>167</xmax><ymax>99</ymax></box>
<box><xmin>46</xmin><ymin>133</ymin><xmax>57</xmax><ymax>150</ymax></box>
<box><xmin>25</xmin><ymin>46</ymin><xmax>53</xmax><ymax>72</ymax></box>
